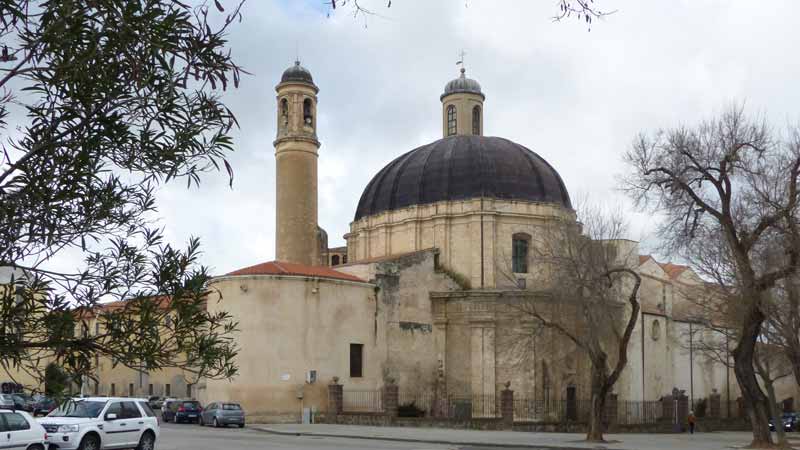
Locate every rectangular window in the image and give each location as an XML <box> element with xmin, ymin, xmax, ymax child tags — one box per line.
<box><xmin>512</xmin><ymin>237</ymin><xmax>529</xmax><ymax>273</ymax></box>
<box><xmin>350</xmin><ymin>343</ymin><xmax>364</xmax><ymax>378</ymax></box>
<box><xmin>186</xmin><ymin>383</ymin><xmax>192</xmax><ymax>398</ymax></box>
<box><xmin>148</xmin><ymin>384</ymin><xmax>153</xmax><ymax>396</ymax></box>
<box><xmin>165</xmin><ymin>384</ymin><xmax>171</xmax><ymax>397</ymax></box>
<box><xmin>94</xmin><ymin>382</ymin><xmax>99</xmax><ymax>396</ymax></box>
<box><xmin>129</xmin><ymin>383</ymin><xmax>134</xmax><ymax>397</ymax></box>
<box><xmin>111</xmin><ymin>383</ymin><xmax>116</xmax><ymax>396</ymax></box>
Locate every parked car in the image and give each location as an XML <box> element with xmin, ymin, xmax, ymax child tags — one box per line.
<box><xmin>160</xmin><ymin>398</ymin><xmax>176</xmax><ymax>422</ymax></box>
<box><xmin>32</xmin><ymin>397</ymin><xmax>58</xmax><ymax>417</ymax></box>
<box><xmin>161</xmin><ymin>399</ymin><xmax>202</xmax><ymax>424</ymax></box>
<box><xmin>0</xmin><ymin>394</ymin><xmax>16</xmax><ymax>410</ymax></box>
<box><xmin>147</xmin><ymin>396</ymin><xmax>164</xmax><ymax>411</ymax></box>
<box><xmin>12</xmin><ymin>393</ymin><xmax>35</xmax><ymax>412</ymax></box>
<box><xmin>199</xmin><ymin>402</ymin><xmax>245</xmax><ymax>428</ymax></box>
<box><xmin>0</xmin><ymin>409</ymin><xmax>48</xmax><ymax>450</ymax></box>
<box><xmin>38</xmin><ymin>397</ymin><xmax>159</xmax><ymax>450</ymax></box>
<box><xmin>770</xmin><ymin>412</ymin><xmax>799</xmax><ymax>432</ymax></box>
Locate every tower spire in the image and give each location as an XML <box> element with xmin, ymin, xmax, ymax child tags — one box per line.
<box><xmin>456</xmin><ymin>49</ymin><xmax>467</xmax><ymax>76</ymax></box>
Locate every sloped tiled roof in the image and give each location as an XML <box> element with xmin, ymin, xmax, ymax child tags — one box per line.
<box><xmin>638</xmin><ymin>254</ymin><xmax>690</xmax><ymax>280</ymax></box>
<box><xmin>78</xmin><ymin>296</ymin><xmax>172</xmax><ymax>319</ymax></box>
<box><xmin>224</xmin><ymin>261</ymin><xmax>365</xmax><ymax>283</ymax></box>
<box><xmin>660</xmin><ymin>262</ymin><xmax>689</xmax><ymax>279</ymax></box>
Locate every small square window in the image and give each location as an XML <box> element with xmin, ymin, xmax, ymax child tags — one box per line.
<box><xmin>350</xmin><ymin>343</ymin><xmax>363</xmax><ymax>378</ymax></box>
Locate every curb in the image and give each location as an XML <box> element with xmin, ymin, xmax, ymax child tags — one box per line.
<box><xmin>250</xmin><ymin>426</ymin><xmax>623</xmax><ymax>450</ymax></box>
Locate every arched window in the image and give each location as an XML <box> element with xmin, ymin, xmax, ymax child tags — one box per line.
<box><xmin>280</xmin><ymin>98</ymin><xmax>289</xmax><ymax>126</ymax></box>
<box><xmin>512</xmin><ymin>233</ymin><xmax>530</xmax><ymax>273</ymax></box>
<box><xmin>472</xmin><ymin>105</ymin><xmax>481</xmax><ymax>135</ymax></box>
<box><xmin>331</xmin><ymin>255</ymin><xmax>340</xmax><ymax>266</ymax></box>
<box><xmin>342</xmin><ymin>255</ymin><xmax>348</xmax><ymax>264</ymax></box>
<box><xmin>303</xmin><ymin>98</ymin><xmax>313</xmax><ymax>126</ymax></box>
<box><xmin>651</xmin><ymin>320</ymin><xmax>661</xmax><ymax>341</ymax></box>
<box><xmin>446</xmin><ymin>105</ymin><xmax>457</xmax><ymax>136</ymax></box>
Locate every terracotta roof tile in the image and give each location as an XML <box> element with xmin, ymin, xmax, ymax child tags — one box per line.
<box><xmin>77</xmin><ymin>296</ymin><xmax>172</xmax><ymax>319</ymax></box>
<box><xmin>224</xmin><ymin>261</ymin><xmax>365</xmax><ymax>283</ymax></box>
<box><xmin>638</xmin><ymin>255</ymin><xmax>652</xmax><ymax>265</ymax></box>
<box><xmin>659</xmin><ymin>262</ymin><xmax>689</xmax><ymax>279</ymax></box>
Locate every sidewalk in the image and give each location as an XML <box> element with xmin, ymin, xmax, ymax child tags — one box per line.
<box><xmin>251</xmin><ymin>423</ymin><xmax>793</xmax><ymax>450</ymax></box>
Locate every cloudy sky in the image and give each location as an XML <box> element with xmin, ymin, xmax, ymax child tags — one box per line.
<box><xmin>142</xmin><ymin>0</ymin><xmax>800</xmax><ymax>275</ymax></box>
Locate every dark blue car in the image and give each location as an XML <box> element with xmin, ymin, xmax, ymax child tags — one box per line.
<box><xmin>162</xmin><ymin>399</ymin><xmax>202</xmax><ymax>423</ymax></box>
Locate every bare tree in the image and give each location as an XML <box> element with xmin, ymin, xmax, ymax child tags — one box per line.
<box><xmin>764</xmin><ymin>278</ymin><xmax>800</xmax><ymax>390</ymax></box>
<box><xmin>499</xmin><ymin>203</ymin><xmax>641</xmax><ymax>442</ymax></box>
<box><xmin>623</xmin><ymin>106</ymin><xmax>800</xmax><ymax>448</ymax></box>
<box><xmin>327</xmin><ymin>0</ymin><xmax>615</xmax><ymax>30</ymax></box>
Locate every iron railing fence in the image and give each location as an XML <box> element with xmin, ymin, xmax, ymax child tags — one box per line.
<box><xmin>343</xmin><ymin>389</ymin><xmax>383</xmax><ymax>413</ymax></box>
<box><xmin>398</xmin><ymin>389</ymin><xmax>436</xmax><ymax>416</ymax></box>
<box><xmin>444</xmin><ymin>394</ymin><xmax>499</xmax><ymax>419</ymax></box>
<box><xmin>617</xmin><ymin>400</ymin><xmax>664</xmax><ymax>424</ymax></box>
<box><xmin>512</xmin><ymin>398</ymin><xmax>591</xmax><ymax>422</ymax></box>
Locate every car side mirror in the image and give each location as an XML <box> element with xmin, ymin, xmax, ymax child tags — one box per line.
<box><xmin>105</xmin><ymin>413</ymin><xmax>117</xmax><ymax>421</ymax></box>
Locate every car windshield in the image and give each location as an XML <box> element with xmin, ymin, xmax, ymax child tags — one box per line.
<box><xmin>182</xmin><ymin>402</ymin><xmax>200</xmax><ymax>409</ymax></box>
<box><xmin>223</xmin><ymin>404</ymin><xmax>241</xmax><ymax>410</ymax></box>
<box><xmin>48</xmin><ymin>400</ymin><xmax>106</xmax><ymax>418</ymax></box>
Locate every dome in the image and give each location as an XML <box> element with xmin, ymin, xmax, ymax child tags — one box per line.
<box><xmin>280</xmin><ymin>60</ymin><xmax>314</xmax><ymax>85</ymax></box>
<box><xmin>354</xmin><ymin>135</ymin><xmax>572</xmax><ymax>221</ymax></box>
<box><xmin>441</xmin><ymin>68</ymin><xmax>484</xmax><ymax>100</ymax></box>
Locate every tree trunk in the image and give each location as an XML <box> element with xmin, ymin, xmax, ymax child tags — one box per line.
<box><xmin>755</xmin><ymin>351</ymin><xmax>787</xmax><ymax>448</ymax></box>
<box><xmin>764</xmin><ymin>375</ymin><xmax>786</xmax><ymax>447</ymax></box>
<box><xmin>733</xmin><ymin>305</ymin><xmax>774</xmax><ymax>448</ymax></box>
<box><xmin>586</xmin><ymin>361</ymin><xmax>609</xmax><ymax>442</ymax></box>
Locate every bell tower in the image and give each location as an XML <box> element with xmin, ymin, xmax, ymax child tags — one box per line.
<box><xmin>441</xmin><ymin>64</ymin><xmax>485</xmax><ymax>138</ymax></box>
<box><xmin>274</xmin><ymin>61</ymin><xmax>320</xmax><ymax>265</ymax></box>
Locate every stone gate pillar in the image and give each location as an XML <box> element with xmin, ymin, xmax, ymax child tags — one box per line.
<box><xmin>709</xmin><ymin>389</ymin><xmax>721</xmax><ymax>418</ymax></box>
<box><xmin>328</xmin><ymin>379</ymin><xmax>343</xmax><ymax>417</ymax></box>
<box><xmin>501</xmin><ymin>383</ymin><xmax>514</xmax><ymax>428</ymax></box>
<box><xmin>383</xmin><ymin>382</ymin><xmax>399</xmax><ymax>417</ymax></box>
<box><xmin>604</xmin><ymin>393</ymin><xmax>618</xmax><ymax>425</ymax></box>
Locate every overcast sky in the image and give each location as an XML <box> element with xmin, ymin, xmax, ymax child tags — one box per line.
<box><xmin>104</xmin><ymin>1</ymin><xmax>800</xmax><ymax>275</ymax></box>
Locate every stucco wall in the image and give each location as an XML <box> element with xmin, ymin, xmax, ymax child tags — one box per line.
<box><xmin>346</xmin><ymin>198</ymin><xmax>576</xmax><ymax>289</ymax></box>
<box><xmin>339</xmin><ymin>250</ymin><xmax>461</xmax><ymax>400</ymax></box>
<box><xmin>205</xmin><ymin>274</ymin><xmax>380</xmax><ymax>422</ymax></box>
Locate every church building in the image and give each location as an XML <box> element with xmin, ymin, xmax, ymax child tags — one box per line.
<box><xmin>202</xmin><ymin>61</ymin><xmax>754</xmax><ymax>423</ymax></box>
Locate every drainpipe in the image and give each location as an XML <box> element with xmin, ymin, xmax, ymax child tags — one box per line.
<box><xmin>689</xmin><ymin>322</ymin><xmax>694</xmax><ymax>405</ymax></box>
<box><xmin>726</xmin><ymin>332</ymin><xmax>731</xmax><ymax>417</ymax></box>
<box><xmin>480</xmin><ymin>197</ymin><xmax>484</xmax><ymax>289</ymax></box>
<box><xmin>641</xmin><ymin>310</ymin><xmax>646</xmax><ymax>400</ymax></box>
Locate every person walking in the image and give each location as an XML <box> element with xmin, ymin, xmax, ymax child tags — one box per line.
<box><xmin>688</xmin><ymin>410</ymin><xmax>696</xmax><ymax>434</ymax></box>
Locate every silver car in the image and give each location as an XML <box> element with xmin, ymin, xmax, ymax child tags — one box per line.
<box><xmin>0</xmin><ymin>394</ymin><xmax>16</xmax><ymax>409</ymax></box>
<box><xmin>199</xmin><ymin>402</ymin><xmax>245</xmax><ymax>428</ymax></box>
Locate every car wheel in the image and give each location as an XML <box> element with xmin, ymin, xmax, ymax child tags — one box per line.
<box><xmin>27</xmin><ymin>445</ymin><xmax>45</xmax><ymax>450</ymax></box>
<box><xmin>77</xmin><ymin>434</ymin><xmax>100</xmax><ymax>450</ymax></box>
<box><xmin>136</xmin><ymin>431</ymin><xmax>156</xmax><ymax>450</ymax></box>
<box><xmin>238</xmin><ymin>423</ymin><xmax>245</xmax><ymax>428</ymax></box>
<box><xmin>213</xmin><ymin>417</ymin><xmax>219</xmax><ymax>428</ymax></box>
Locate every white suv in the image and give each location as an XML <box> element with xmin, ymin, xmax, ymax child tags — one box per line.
<box><xmin>38</xmin><ymin>397</ymin><xmax>158</xmax><ymax>450</ymax></box>
<box><xmin>0</xmin><ymin>409</ymin><xmax>48</xmax><ymax>449</ymax></box>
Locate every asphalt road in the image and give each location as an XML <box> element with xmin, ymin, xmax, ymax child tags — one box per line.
<box><xmin>156</xmin><ymin>422</ymin><xmax>467</xmax><ymax>450</ymax></box>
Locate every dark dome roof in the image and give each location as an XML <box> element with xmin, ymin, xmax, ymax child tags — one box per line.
<box><xmin>280</xmin><ymin>61</ymin><xmax>314</xmax><ymax>84</ymax></box>
<box><xmin>442</xmin><ymin>69</ymin><xmax>483</xmax><ymax>99</ymax></box>
<box><xmin>354</xmin><ymin>135</ymin><xmax>572</xmax><ymax>221</ymax></box>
